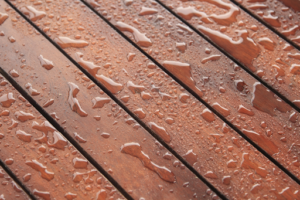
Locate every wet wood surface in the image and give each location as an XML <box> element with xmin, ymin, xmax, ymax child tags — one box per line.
<box><xmin>0</xmin><ymin>166</ymin><xmax>30</xmax><ymax>200</ymax></box>
<box><xmin>0</xmin><ymin>2</ymin><xmax>217</xmax><ymax>200</ymax></box>
<box><xmin>0</xmin><ymin>76</ymin><xmax>124</xmax><ymax>200</ymax></box>
<box><xmin>2</xmin><ymin>0</ymin><xmax>300</xmax><ymax>199</ymax></box>
<box><xmin>234</xmin><ymin>0</ymin><xmax>300</xmax><ymax>47</ymax></box>
<box><xmin>82</xmin><ymin>0</ymin><xmax>300</xmax><ymax>182</ymax></box>
<box><xmin>158</xmin><ymin>0</ymin><xmax>300</xmax><ymax>110</ymax></box>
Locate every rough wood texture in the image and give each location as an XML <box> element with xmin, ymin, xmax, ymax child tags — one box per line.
<box><xmin>159</xmin><ymin>0</ymin><xmax>300</xmax><ymax>110</ymax></box>
<box><xmin>235</xmin><ymin>0</ymin><xmax>300</xmax><ymax>47</ymax></box>
<box><xmin>0</xmin><ymin>166</ymin><xmax>30</xmax><ymax>200</ymax></box>
<box><xmin>0</xmin><ymin>76</ymin><xmax>125</xmax><ymax>200</ymax></box>
<box><xmin>83</xmin><ymin>0</ymin><xmax>300</xmax><ymax>181</ymax></box>
<box><xmin>0</xmin><ymin>2</ymin><xmax>216</xmax><ymax>200</ymax></box>
<box><xmin>3</xmin><ymin>0</ymin><xmax>300</xmax><ymax>199</ymax></box>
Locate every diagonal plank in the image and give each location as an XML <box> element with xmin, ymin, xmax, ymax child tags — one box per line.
<box><xmin>4</xmin><ymin>0</ymin><xmax>300</xmax><ymax>199</ymax></box>
<box><xmin>0</xmin><ymin>76</ymin><xmax>125</xmax><ymax>200</ymax></box>
<box><xmin>232</xmin><ymin>0</ymin><xmax>300</xmax><ymax>48</ymax></box>
<box><xmin>157</xmin><ymin>0</ymin><xmax>300</xmax><ymax>111</ymax></box>
<box><xmin>0</xmin><ymin>166</ymin><xmax>31</xmax><ymax>200</ymax></box>
<box><xmin>0</xmin><ymin>2</ymin><xmax>218</xmax><ymax>200</ymax></box>
<box><xmin>82</xmin><ymin>0</ymin><xmax>300</xmax><ymax>183</ymax></box>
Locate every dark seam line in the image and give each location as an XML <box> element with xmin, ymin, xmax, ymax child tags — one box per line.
<box><xmin>0</xmin><ymin>68</ymin><xmax>133</xmax><ymax>200</ymax></box>
<box><xmin>230</xmin><ymin>0</ymin><xmax>300</xmax><ymax>52</ymax></box>
<box><xmin>80</xmin><ymin>0</ymin><xmax>300</xmax><ymax>186</ymax></box>
<box><xmin>0</xmin><ymin>158</ymin><xmax>37</xmax><ymax>200</ymax></box>
<box><xmin>154</xmin><ymin>0</ymin><xmax>300</xmax><ymax>114</ymax></box>
<box><xmin>4</xmin><ymin>0</ymin><xmax>228</xmax><ymax>199</ymax></box>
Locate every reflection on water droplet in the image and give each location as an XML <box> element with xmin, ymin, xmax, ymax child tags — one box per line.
<box><xmin>33</xmin><ymin>189</ymin><xmax>51</xmax><ymax>200</ymax></box>
<box><xmin>0</xmin><ymin>93</ymin><xmax>15</xmax><ymax>108</ymax></box>
<box><xmin>251</xmin><ymin>82</ymin><xmax>291</xmax><ymax>116</ymax></box>
<box><xmin>68</xmin><ymin>82</ymin><xmax>88</xmax><ymax>117</ymax></box>
<box><xmin>38</xmin><ymin>55</ymin><xmax>54</xmax><ymax>70</ymax></box>
<box><xmin>20</xmin><ymin>6</ymin><xmax>46</xmax><ymax>21</ymax></box>
<box><xmin>54</xmin><ymin>36</ymin><xmax>89</xmax><ymax>49</ymax></box>
<box><xmin>198</xmin><ymin>26</ymin><xmax>260</xmax><ymax>72</ymax></box>
<box><xmin>148</xmin><ymin>122</ymin><xmax>171</xmax><ymax>143</ymax></box>
<box><xmin>121</xmin><ymin>142</ymin><xmax>176</xmax><ymax>183</ymax></box>
<box><xmin>26</xmin><ymin>160</ymin><xmax>54</xmax><ymax>181</ymax></box>
<box><xmin>115</xmin><ymin>21</ymin><xmax>152</xmax><ymax>47</ymax></box>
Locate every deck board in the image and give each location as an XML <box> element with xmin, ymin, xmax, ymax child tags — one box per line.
<box><xmin>2</xmin><ymin>0</ymin><xmax>300</xmax><ymax>199</ymax></box>
<box><xmin>158</xmin><ymin>0</ymin><xmax>300</xmax><ymax>110</ymax></box>
<box><xmin>83</xmin><ymin>0</ymin><xmax>300</xmax><ymax>181</ymax></box>
<box><xmin>234</xmin><ymin>0</ymin><xmax>300</xmax><ymax>47</ymax></box>
<box><xmin>0</xmin><ymin>166</ymin><xmax>30</xmax><ymax>200</ymax></box>
<box><xmin>0</xmin><ymin>76</ymin><xmax>124</xmax><ymax>200</ymax></box>
<box><xmin>0</xmin><ymin>2</ymin><xmax>217</xmax><ymax>200</ymax></box>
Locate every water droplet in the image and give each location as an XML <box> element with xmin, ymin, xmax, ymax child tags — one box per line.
<box><xmin>251</xmin><ymin>82</ymin><xmax>291</xmax><ymax>116</ymax></box>
<box><xmin>201</xmin><ymin>55</ymin><xmax>221</xmax><ymax>64</ymax></box>
<box><xmin>68</xmin><ymin>82</ymin><xmax>88</xmax><ymax>117</ymax></box>
<box><xmin>200</xmin><ymin>108</ymin><xmax>215</xmax><ymax>122</ymax></box>
<box><xmin>127</xmin><ymin>81</ymin><xmax>146</xmax><ymax>94</ymax></box>
<box><xmin>238</xmin><ymin>105</ymin><xmax>254</xmax><ymax>116</ymax></box>
<box><xmin>95</xmin><ymin>75</ymin><xmax>123</xmax><ymax>94</ymax></box>
<box><xmin>242</xmin><ymin>129</ymin><xmax>278</xmax><ymax>155</ymax></box>
<box><xmin>26</xmin><ymin>160</ymin><xmax>54</xmax><ymax>181</ymax></box>
<box><xmin>162</xmin><ymin>61</ymin><xmax>203</xmax><ymax>97</ymax></box>
<box><xmin>73</xmin><ymin>157</ymin><xmax>88</xmax><ymax>169</ymax></box>
<box><xmin>139</xmin><ymin>7</ymin><xmax>158</xmax><ymax>16</ymax></box>
<box><xmin>38</xmin><ymin>55</ymin><xmax>54</xmax><ymax>70</ymax></box>
<box><xmin>74</xmin><ymin>52</ymin><xmax>100</xmax><ymax>76</ymax></box>
<box><xmin>92</xmin><ymin>97</ymin><xmax>111</xmax><ymax>108</ymax></box>
<box><xmin>54</xmin><ymin>36</ymin><xmax>89</xmax><ymax>49</ymax></box>
<box><xmin>96</xmin><ymin>189</ymin><xmax>107</xmax><ymax>200</ymax></box>
<box><xmin>25</xmin><ymin>83</ymin><xmax>40</xmax><ymax>96</ymax></box>
<box><xmin>0</xmin><ymin>12</ymin><xmax>9</xmax><ymax>25</ymax></box>
<box><xmin>43</xmin><ymin>99</ymin><xmax>54</xmax><ymax>108</ymax></box>
<box><xmin>16</xmin><ymin>130</ymin><xmax>32</xmax><ymax>142</ymax></box>
<box><xmin>115</xmin><ymin>21</ymin><xmax>152</xmax><ymax>47</ymax></box>
<box><xmin>33</xmin><ymin>189</ymin><xmax>51</xmax><ymax>200</ymax></box>
<box><xmin>74</xmin><ymin>132</ymin><xmax>87</xmax><ymax>143</ymax></box>
<box><xmin>121</xmin><ymin>142</ymin><xmax>176</xmax><ymax>183</ymax></box>
<box><xmin>148</xmin><ymin>122</ymin><xmax>171</xmax><ymax>143</ymax></box>
<box><xmin>182</xmin><ymin>150</ymin><xmax>197</xmax><ymax>165</ymax></box>
<box><xmin>0</xmin><ymin>93</ymin><xmax>16</xmax><ymax>107</ymax></box>
<box><xmin>198</xmin><ymin>26</ymin><xmax>260</xmax><ymax>72</ymax></box>
<box><xmin>20</xmin><ymin>6</ymin><xmax>46</xmax><ymax>21</ymax></box>
<box><xmin>14</xmin><ymin>111</ymin><xmax>35</xmax><ymax>122</ymax></box>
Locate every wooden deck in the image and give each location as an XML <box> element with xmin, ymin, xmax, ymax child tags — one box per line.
<box><xmin>0</xmin><ymin>0</ymin><xmax>299</xmax><ymax>199</ymax></box>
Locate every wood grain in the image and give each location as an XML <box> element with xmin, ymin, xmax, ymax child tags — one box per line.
<box><xmin>0</xmin><ymin>2</ymin><xmax>217</xmax><ymax>200</ymax></box>
<box><xmin>158</xmin><ymin>0</ymin><xmax>300</xmax><ymax>110</ymax></box>
<box><xmin>0</xmin><ymin>76</ymin><xmax>124</xmax><ymax>200</ymax></box>
<box><xmin>0</xmin><ymin>166</ymin><xmax>30</xmax><ymax>200</ymax></box>
<box><xmin>234</xmin><ymin>0</ymin><xmax>300</xmax><ymax>47</ymax></box>
<box><xmin>83</xmin><ymin>0</ymin><xmax>300</xmax><ymax>182</ymax></box>
<box><xmin>3</xmin><ymin>0</ymin><xmax>300</xmax><ymax>199</ymax></box>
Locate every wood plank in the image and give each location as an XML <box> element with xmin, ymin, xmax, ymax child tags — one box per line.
<box><xmin>4</xmin><ymin>0</ymin><xmax>300</xmax><ymax>199</ymax></box>
<box><xmin>82</xmin><ymin>0</ymin><xmax>300</xmax><ymax>182</ymax></box>
<box><xmin>0</xmin><ymin>76</ymin><xmax>125</xmax><ymax>200</ymax></box>
<box><xmin>157</xmin><ymin>0</ymin><xmax>300</xmax><ymax>110</ymax></box>
<box><xmin>0</xmin><ymin>2</ymin><xmax>217</xmax><ymax>200</ymax></box>
<box><xmin>0</xmin><ymin>166</ymin><xmax>30</xmax><ymax>200</ymax></box>
<box><xmin>0</xmin><ymin>77</ymin><xmax>124</xmax><ymax>200</ymax></box>
<box><xmin>233</xmin><ymin>0</ymin><xmax>300</xmax><ymax>47</ymax></box>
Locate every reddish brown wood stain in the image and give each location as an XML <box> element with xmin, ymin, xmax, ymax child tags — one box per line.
<box><xmin>2</xmin><ymin>0</ymin><xmax>300</xmax><ymax>199</ymax></box>
<box><xmin>83</xmin><ymin>0</ymin><xmax>300</xmax><ymax>184</ymax></box>
<box><xmin>236</xmin><ymin>0</ymin><xmax>300</xmax><ymax>46</ymax></box>
<box><xmin>159</xmin><ymin>0</ymin><xmax>300</xmax><ymax>110</ymax></box>
<box><xmin>0</xmin><ymin>77</ymin><xmax>124</xmax><ymax>200</ymax></box>
<box><xmin>0</xmin><ymin>166</ymin><xmax>30</xmax><ymax>200</ymax></box>
<box><xmin>0</xmin><ymin>2</ymin><xmax>216</xmax><ymax>199</ymax></box>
